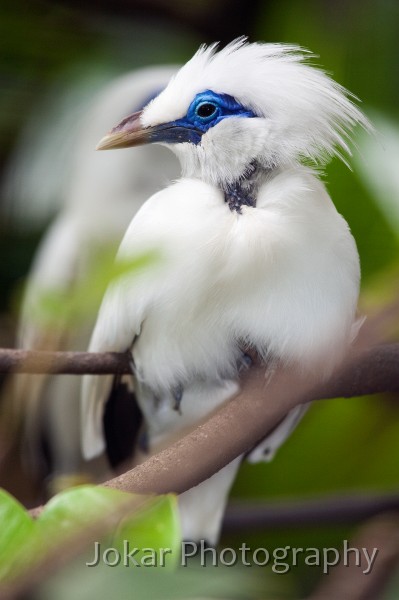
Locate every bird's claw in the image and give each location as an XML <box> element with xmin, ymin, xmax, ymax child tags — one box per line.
<box><xmin>238</xmin><ymin>352</ymin><xmax>253</xmax><ymax>372</ymax></box>
<box><xmin>172</xmin><ymin>384</ymin><xmax>184</xmax><ymax>414</ymax></box>
<box><xmin>128</xmin><ymin>355</ymin><xmax>136</xmax><ymax>375</ymax></box>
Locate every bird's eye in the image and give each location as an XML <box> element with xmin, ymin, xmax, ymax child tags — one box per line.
<box><xmin>195</xmin><ymin>102</ymin><xmax>218</xmax><ymax>119</ymax></box>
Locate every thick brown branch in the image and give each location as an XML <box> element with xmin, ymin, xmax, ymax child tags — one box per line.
<box><xmin>316</xmin><ymin>343</ymin><xmax>399</xmax><ymax>399</ymax></box>
<box><xmin>23</xmin><ymin>343</ymin><xmax>399</xmax><ymax>522</ymax></box>
<box><xmin>15</xmin><ymin>340</ymin><xmax>399</xmax><ymax>598</ymax></box>
<box><xmin>103</xmin><ymin>344</ymin><xmax>399</xmax><ymax>496</ymax></box>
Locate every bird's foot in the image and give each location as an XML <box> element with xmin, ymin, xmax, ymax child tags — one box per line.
<box><xmin>172</xmin><ymin>384</ymin><xmax>184</xmax><ymax>414</ymax></box>
<box><xmin>238</xmin><ymin>351</ymin><xmax>253</xmax><ymax>372</ymax></box>
<box><xmin>128</xmin><ymin>354</ymin><xmax>136</xmax><ymax>375</ymax></box>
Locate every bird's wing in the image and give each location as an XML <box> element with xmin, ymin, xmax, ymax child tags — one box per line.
<box><xmin>80</xmin><ymin>182</ymin><xmax>187</xmax><ymax>461</ymax></box>
<box><xmin>81</xmin><ymin>272</ymin><xmax>145</xmax><ymax>460</ymax></box>
<box><xmin>103</xmin><ymin>374</ymin><xmax>143</xmax><ymax>468</ymax></box>
<box><xmin>246</xmin><ymin>403</ymin><xmax>310</xmax><ymax>463</ymax></box>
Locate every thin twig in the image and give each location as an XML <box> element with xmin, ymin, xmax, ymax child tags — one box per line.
<box><xmin>308</xmin><ymin>513</ymin><xmax>399</xmax><ymax>600</ymax></box>
<box><xmin>223</xmin><ymin>492</ymin><xmax>399</xmax><ymax>532</ymax></box>
<box><xmin>0</xmin><ymin>343</ymin><xmax>398</xmax><ymax>395</ymax></box>
<box><xmin>0</xmin><ymin>348</ymin><xmax>132</xmax><ymax>375</ymax></box>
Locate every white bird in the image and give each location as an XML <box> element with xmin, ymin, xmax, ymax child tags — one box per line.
<box><xmin>11</xmin><ymin>66</ymin><xmax>179</xmax><ymax>489</ymax></box>
<box><xmin>81</xmin><ymin>39</ymin><xmax>369</xmax><ymax>544</ymax></box>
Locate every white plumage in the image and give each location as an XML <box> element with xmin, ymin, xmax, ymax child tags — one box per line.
<box><xmin>12</xmin><ymin>66</ymin><xmax>179</xmax><ymax>483</ymax></box>
<box><xmin>81</xmin><ymin>40</ymin><xmax>369</xmax><ymax>543</ymax></box>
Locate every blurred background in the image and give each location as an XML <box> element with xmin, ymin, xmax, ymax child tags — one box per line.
<box><xmin>1</xmin><ymin>0</ymin><xmax>399</xmax><ymax>598</ymax></box>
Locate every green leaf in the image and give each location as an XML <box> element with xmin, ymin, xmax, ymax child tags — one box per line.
<box><xmin>0</xmin><ymin>488</ymin><xmax>39</xmax><ymax>581</ymax></box>
<box><xmin>114</xmin><ymin>494</ymin><xmax>181</xmax><ymax>569</ymax></box>
<box><xmin>0</xmin><ymin>485</ymin><xmax>180</xmax><ymax>585</ymax></box>
<box><xmin>38</xmin><ymin>486</ymin><xmax>180</xmax><ymax>562</ymax></box>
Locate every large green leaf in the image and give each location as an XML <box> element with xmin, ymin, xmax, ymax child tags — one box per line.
<box><xmin>0</xmin><ymin>489</ymin><xmax>39</xmax><ymax>581</ymax></box>
<box><xmin>0</xmin><ymin>485</ymin><xmax>180</xmax><ymax>584</ymax></box>
<box><xmin>39</xmin><ymin>485</ymin><xmax>181</xmax><ymax>565</ymax></box>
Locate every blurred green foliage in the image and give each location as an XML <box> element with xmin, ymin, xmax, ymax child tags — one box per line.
<box><xmin>25</xmin><ymin>248</ymin><xmax>159</xmax><ymax>329</ymax></box>
<box><xmin>39</xmin><ymin>558</ymin><xmax>273</xmax><ymax>600</ymax></box>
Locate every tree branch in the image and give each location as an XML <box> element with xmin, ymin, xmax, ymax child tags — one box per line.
<box><xmin>308</xmin><ymin>513</ymin><xmax>399</xmax><ymax>600</ymax></box>
<box><xmin>1</xmin><ymin>342</ymin><xmax>398</xmax><ymax>388</ymax></box>
<box><xmin>102</xmin><ymin>343</ymin><xmax>399</xmax><ymax>496</ymax></box>
<box><xmin>223</xmin><ymin>492</ymin><xmax>399</xmax><ymax>531</ymax></box>
<box><xmin>10</xmin><ymin>340</ymin><xmax>399</xmax><ymax>598</ymax></box>
<box><xmin>0</xmin><ymin>348</ymin><xmax>132</xmax><ymax>375</ymax></box>
<box><xmin>18</xmin><ymin>342</ymin><xmax>399</xmax><ymax>523</ymax></box>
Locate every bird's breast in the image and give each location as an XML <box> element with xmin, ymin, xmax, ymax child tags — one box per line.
<box><xmin>126</xmin><ymin>180</ymin><xmax>272</xmax><ymax>391</ymax></box>
<box><xmin>121</xmin><ymin>172</ymin><xmax>359</xmax><ymax>393</ymax></box>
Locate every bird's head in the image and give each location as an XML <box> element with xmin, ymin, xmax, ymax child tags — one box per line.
<box><xmin>97</xmin><ymin>39</ymin><xmax>369</xmax><ymax>187</ymax></box>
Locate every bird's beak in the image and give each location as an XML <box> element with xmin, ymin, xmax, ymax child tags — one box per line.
<box><xmin>97</xmin><ymin>110</ymin><xmax>202</xmax><ymax>150</ymax></box>
<box><xmin>96</xmin><ymin>110</ymin><xmax>152</xmax><ymax>150</ymax></box>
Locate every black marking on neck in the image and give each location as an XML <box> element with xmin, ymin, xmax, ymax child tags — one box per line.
<box><xmin>223</xmin><ymin>162</ymin><xmax>263</xmax><ymax>213</ymax></box>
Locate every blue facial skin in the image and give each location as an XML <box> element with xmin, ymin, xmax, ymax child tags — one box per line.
<box><xmin>147</xmin><ymin>90</ymin><xmax>257</xmax><ymax>145</ymax></box>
